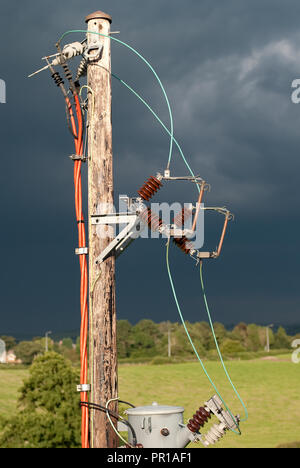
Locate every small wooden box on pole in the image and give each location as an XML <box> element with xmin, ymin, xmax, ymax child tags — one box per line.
<box><xmin>86</xmin><ymin>10</ymin><xmax>118</xmax><ymax>448</ymax></box>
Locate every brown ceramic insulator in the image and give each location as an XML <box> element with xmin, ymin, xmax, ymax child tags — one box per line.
<box><xmin>174</xmin><ymin>207</ymin><xmax>193</xmax><ymax>227</ymax></box>
<box><xmin>140</xmin><ymin>208</ymin><xmax>163</xmax><ymax>232</ymax></box>
<box><xmin>187</xmin><ymin>407</ymin><xmax>211</xmax><ymax>433</ymax></box>
<box><xmin>173</xmin><ymin>236</ymin><xmax>192</xmax><ymax>255</ymax></box>
<box><xmin>137</xmin><ymin>176</ymin><xmax>162</xmax><ymax>201</ymax></box>
<box><xmin>139</xmin><ymin>207</ymin><xmax>151</xmax><ymax>226</ymax></box>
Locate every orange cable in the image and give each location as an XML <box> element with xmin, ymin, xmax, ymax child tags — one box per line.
<box><xmin>66</xmin><ymin>95</ymin><xmax>89</xmax><ymax>448</ymax></box>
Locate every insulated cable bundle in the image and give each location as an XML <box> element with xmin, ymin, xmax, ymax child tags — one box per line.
<box><xmin>69</xmin><ymin>92</ymin><xmax>89</xmax><ymax>449</ymax></box>
<box><xmin>54</xmin><ymin>61</ymin><xmax>89</xmax><ymax>448</ymax></box>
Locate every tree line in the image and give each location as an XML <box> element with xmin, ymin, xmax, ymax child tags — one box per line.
<box><xmin>0</xmin><ymin>320</ymin><xmax>295</xmax><ymax>365</ymax></box>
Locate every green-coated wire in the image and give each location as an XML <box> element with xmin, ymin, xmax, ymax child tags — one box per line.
<box><xmin>105</xmin><ymin>32</ymin><xmax>246</xmax><ymax>430</ymax></box>
<box><xmin>166</xmin><ymin>241</ymin><xmax>241</xmax><ymax>435</ymax></box>
<box><xmin>60</xmin><ymin>28</ymin><xmax>246</xmax><ymax>431</ymax></box>
<box><xmin>58</xmin><ymin>30</ymin><xmax>200</xmax><ymax>191</ymax></box>
<box><xmin>57</xmin><ymin>29</ymin><xmax>174</xmax><ymax>169</ymax></box>
<box><xmin>199</xmin><ymin>261</ymin><xmax>248</xmax><ymax>422</ymax></box>
<box><xmin>111</xmin><ymin>72</ymin><xmax>200</xmax><ymax>193</ymax></box>
<box><xmin>114</xmin><ymin>71</ymin><xmax>247</xmax><ymax>425</ymax></box>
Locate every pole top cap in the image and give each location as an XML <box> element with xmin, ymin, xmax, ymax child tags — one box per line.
<box><xmin>85</xmin><ymin>11</ymin><xmax>112</xmax><ymax>24</ymax></box>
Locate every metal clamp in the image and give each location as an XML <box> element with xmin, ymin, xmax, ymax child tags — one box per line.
<box><xmin>204</xmin><ymin>395</ymin><xmax>239</xmax><ymax>431</ymax></box>
<box><xmin>197</xmin><ymin>252</ymin><xmax>214</xmax><ymax>259</ymax></box>
<box><xmin>69</xmin><ymin>154</ymin><xmax>87</xmax><ymax>162</ymax></box>
<box><xmin>83</xmin><ymin>42</ymin><xmax>103</xmax><ymax>62</ymax></box>
<box><xmin>77</xmin><ymin>384</ymin><xmax>91</xmax><ymax>393</ymax></box>
<box><xmin>75</xmin><ymin>247</ymin><xmax>89</xmax><ymax>256</ymax></box>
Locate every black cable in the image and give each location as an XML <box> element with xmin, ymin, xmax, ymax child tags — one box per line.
<box><xmin>118</xmin><ymin>399</ymin><xmax>136</xmax><ymax>409</ymax></box>
<box><xmin>81</xmin><ymin>402</ymin><xmax>137</xmax><ymax>447</ymax></box>
<box><xmin>65</xmin><ymin>101</ymin><xmax>78</xmax><ymax>139</ymax></box>
<box><xmin>80</xmin><ymin>401</ymin><xmax>137</xmax><ymax>447</ymax></box>
<box><xmin>56</xmin><ymin>42</ymin><xmax>86</xmax><ymax>135</ymax></box>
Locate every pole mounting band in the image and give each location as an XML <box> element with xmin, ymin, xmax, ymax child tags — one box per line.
<box><xmin>75</xmin><ymin>247</ymin><xmax>89</xmax><ymax>255</ymax></box>
<box><xmin>77</xmin><ymin>384</ymin><xmax>91</xmax><ymax>393</ymax></box>
<box><xmin>69</xmin><ymin>154</ymin><xmax>87</xmax><ymax>162</ymax></box>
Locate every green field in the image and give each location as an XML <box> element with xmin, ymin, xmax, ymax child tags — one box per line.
<box><xmin>0</xmin><ymin>367</ymin><xmax>28</xmax><ymax>421</ymax></box>
<box><xmin>119</xmin><ymin>356</ymin><xmax>300</xmax><ymax>448</ymax></box>
<box><xmin>1</xmin><ymin>356</ymin><xmax>299</xmax><ymax>448</ymax></box>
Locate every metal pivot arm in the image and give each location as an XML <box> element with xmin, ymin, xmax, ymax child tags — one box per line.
<box><xmin>159</xmin><ymin>172</ymin><xmax>204</xmax><ymax>183</ymax></box>
<box><xmin>91</xmin><ymin>213</ymin><xmax>146</xmax><ymax>265</ymax></box>
<box><xmin>196</xmin><ymin>208</ymin><xmax>234</xmax><ymax>260</ymax></box>
<box><xmin>191</xmin><ymin>181</ymin><xmax>209</xmax><ymax>232</ymax></box>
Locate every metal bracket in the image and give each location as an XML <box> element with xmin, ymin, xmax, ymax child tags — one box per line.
<box><xmin>197</xmin><ymin>252</ymin><xmax>214</xmax><ymax>259</ymax></box>
<box><xmin>69</xmin><ymin>154</ymin><xmax>87</xmax><ymax>162</ymax></box>
<box><xmin>91</xmin><ymin>212</ymin><xmax>146</xmax><ymax>265</ymax></box>
<box><xmin>83</xmin><ymin>42</ymin><xmax>103</xmax><ymax>62</ymax></box>
<box><xmin>75</xmin><ymin>247</ymin><xmax>89</xmax><ymax>256</ymax></box>
<box><xmin>158</xmin><ymin>172</ymin><xmax>204</xmax><ymax>184</ymax></box>
<box><xmin>77</xmin><ymin>384</ymin><xmax>91</xmax><ymax>393</ymax></box>
<box><xmin>163</xmin><ymin>225</ymin><xmax>192</xmax><ymax>238</ymax></box>
<box><xmin>204</xmin><ymin>395</ymin><xmax>239</xmax><ymax>431</ymax></box>
<box><xmin>91</xmin><ymin>213</ymin><xmax>137</xmax><ymax>226</ymax></box>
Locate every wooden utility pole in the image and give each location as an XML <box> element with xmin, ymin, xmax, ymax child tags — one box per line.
<box><xmin>86</xmin><ymin>11</ymin><xmax>118</xmax><ymax>448</ymax></box>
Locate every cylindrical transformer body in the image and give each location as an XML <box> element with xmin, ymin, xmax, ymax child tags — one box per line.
<box><xmin>126</xmin><ymin>403</ymin><xmax>191</xmax><ymax>448</ymax></box>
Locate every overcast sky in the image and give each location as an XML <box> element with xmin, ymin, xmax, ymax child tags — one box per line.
<box><xmin>0</xmin><ymin>0</ymin><xmax>300</xmax><ymax>335</ymax></box>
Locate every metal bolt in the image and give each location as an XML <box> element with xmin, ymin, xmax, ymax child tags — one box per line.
<box><xmin>161</xmin><ymin>428</ymin><xmax>170</xmax><ymax>437</ymax></box>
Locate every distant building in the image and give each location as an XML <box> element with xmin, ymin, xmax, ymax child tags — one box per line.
<box><xmin>0</xmin><ymin>340</ymin><xmax>21</xmax><ymax>364</ymax></box>
<box><xmin>6</xmin><ymin>350</ymin><xmax>19</xmax><ymax>364</ymax></box>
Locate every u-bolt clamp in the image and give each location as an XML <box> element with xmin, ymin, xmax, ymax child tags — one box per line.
<box><xmin>83</xmin><ymin>41</ymin><xmax>103</xmax><ymax>62</ymax></box>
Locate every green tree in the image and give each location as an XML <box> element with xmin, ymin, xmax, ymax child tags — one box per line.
<box><xmin>117</xmin><ymin>320</ymin><xmax>132</xmax><ymax>358</ymax></box>
<box><xmin>172</xmin><ymin>322</ymin><xmax>206</xmax><ymax>358</ymax></box>
<box><xmin>133</xmin><ymin>320</ymin><xmax>161</xmax><ymax>339</ymax></box>
<box><xmin>0</xmin><ymin>352</ymin><xmax>81</xmax><ymax>448</ymax></box>
<box><xmin>192</xmin><ymin>322</ymin><xmax>212</xmax><ymax>351</ymax></box>
<box><xmin>274</xmin><ymin>326</ymin><xmax>290</xmax><ymax>349</ymax></box>
<box><xmin>62</xmin><ymin>338</ymin><xmax>73</xmax><ymax>349</ymax></box>
<box><xmin>246</xmin><ymin>324</ymin><xmax>262</xmax><ymax>351</ymax></box>
<box><xmin>206</xmin><ymin>322</ymin><xmax>228</xmax><ymax>350</ymax></box>
<box><xmin>230</xmin><ymin>323</ymin><xmax>248</xmax><ymax>346</ymax></box>
<box><xmin>76</xmin><ymin>336</ymin><xmax>80</xmax><ymax>355</ymax></box>
<box><xmin>220</xmin><ymin>339</ymin><xmax>246</xmax><ymax>355</ymax></box>
<box><xmin>14</xmin><ymin>340</ymin><xmax>43</xmax><ymax>365</ymax></box>
<box><xmin>130</xmin><ymin>320</ymin><xmax>162</xmax><ymax>357</ymax></box>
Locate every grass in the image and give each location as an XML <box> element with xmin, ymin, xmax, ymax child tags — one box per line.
<box><xmin>119</xmin><ymin>356</ymin><xmax>300</xmax><ymax>448</ymax></box>
<box><xmin>0</xmin><ymin>367</ymin><xmax>28</xmax><ymax>420</ymax></box>
<box><xmin>0</xmin><ymin>356</ymin><xmax>299</xmax><ymax>448</ymax></box>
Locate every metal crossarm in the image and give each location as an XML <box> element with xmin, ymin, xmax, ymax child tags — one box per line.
<box><xmin>91</xmin><ymin>212</ymin><xmax>146</xmax><ymax>264</ymax></box>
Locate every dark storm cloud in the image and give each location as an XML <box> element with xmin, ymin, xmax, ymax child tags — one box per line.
<box><xmin>1</xmin><ymin>0</ymin><xmax>300</xmax><ymax>334</ymax></box>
